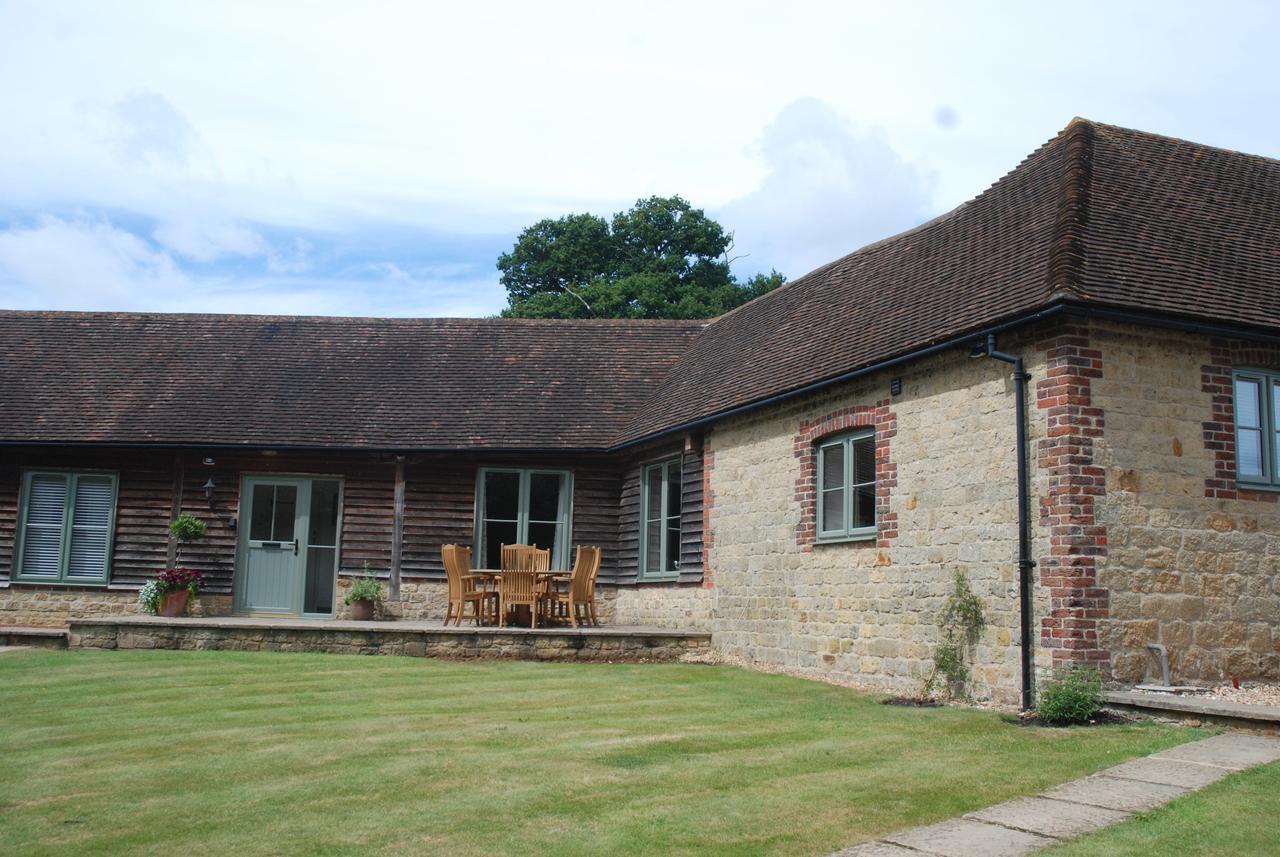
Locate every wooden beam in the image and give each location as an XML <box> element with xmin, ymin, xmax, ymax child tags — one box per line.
<box><xmin>389</xmin><ymin>457</ymin><xmax>405</xmax><ymax>601</ymax></box>
<box><xmin>166</xmin><ymin>452</ymin><xmax>184</xmax><ymax>566</ymax></box>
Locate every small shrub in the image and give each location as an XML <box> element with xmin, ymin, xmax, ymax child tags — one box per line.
<box><xmin>169</xmin><ymin>514</ymin><xmax>207</xmax><ymax>542</ymax></box>
<box><xmin>1037</xmin><ymin>664</ymin><xmax>1104</xmax><ymax>724</ymax></box>
<box><xmin>345</xmin><ymin>568</ymin><xmax>384</xmax><ymax>605</ymax></box>
<box><xmin>918</xmin><ymin>570</ymin><xmax>986</xmax><ymax>701</ymax></box>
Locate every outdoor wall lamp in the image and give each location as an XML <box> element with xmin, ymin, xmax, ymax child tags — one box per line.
<box><xmin>203</xmin><ymin>477</ymin><xmax>216</xmax><ymax>501</ymax></box>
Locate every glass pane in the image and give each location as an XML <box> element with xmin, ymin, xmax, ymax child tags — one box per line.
<box><xmin>854</xmin><ymin>483</ymin><xmax>876</xmax><ymax>530</ymax></box>
<box><xmin>821</xmin><ymin>444</ymin><xmax>845</xmax><ymax>490</ymax></box>
<box><xmin>645</xmin><ymin>465</ymin><xmax>663</xmax><ymax>523</ymax></box>
<box><xmin>1235</xmin><ymin>378</ymin><xmax>1261</xmax><ymax>428</ymax></box>
<box><xmin>645</xmin><ymin>518</ymin><xmax>662</xmax><ymax>575</ymax></box>
<box><xmin>666</xmin><ymin>523</ymin><xmax>681</xmax><ymax>571</ymax></box>
<box><xmin>484</xmin><ymin>471</ymin><xmax>520</xmax><ymax>520</ymax></box>
<box><xmin>304</xmin><ymin>546</ymin><xmax>336</xmax><ymax>614</ymax></box>
<box><xmin>665</xmin><ymin>461</ymin><xmax>682</xmax><ymax>518</ymax></box>
<box><xmin>1239</xmin><ymin>428</ymin><xmax>1264</xmax><ymax>478</ymax></box>
<box><xmin>483</xmin><ymin>520</ymin><xmax>518</xmax><ymax>569</ymax></box>
<box><xmin>852</xmin><ymin>435</ymin><xmax>876</xmax><ymax>484</ymax></box>
<box><xmin>527</xmin><ymin>473</ymin><xmax>562</xmax><ymax>522</ymax></box>
<box><xmin>250</xmin><ymin>484</ymin><xmax>275</xmax><ymax>541</ymax></box>
<box><xmin>272</xmin><ymin>486</ymin><xmax>297</xmax><ymax>542</ymax></box>
<box><xmin>527</xmin><ymin>521</ymin><xmax>558</xmax><ymax>555</ymax></box>
<box><xmin>821</xmin><ymin>488</ymin><xmax>844</xmax><ymax>533</ymax></box>
<box><xmin>308</xmin><ymin>480</ymin><xmax>340</xmax><ymax>547</ymax></box>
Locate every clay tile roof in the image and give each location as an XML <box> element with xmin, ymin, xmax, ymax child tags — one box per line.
<box><xmin>5</xmin><ymin>119</ymin><xmax>1279</xmax><ymax>451</ymax></box>
<box><xmin>0</xmin><ymin>313</ymin><xmax>703</xmax><ymax>450</ymax></box>
<box><xmin>617</xmin><ymin>118</ymin><xmax>1280</xmax><ymax>444</ymax></box>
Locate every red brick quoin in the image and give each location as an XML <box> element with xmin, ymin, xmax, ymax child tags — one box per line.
<box><xmin>793</xmin><ymin>402</ymin><xmax>898</xmax><ymax>551</ymax></box>
<box><xmin>1201</xmin><ymin>339</ymin><xmax>1280</xmax><ymax>503</ymax></box>
<box><xmin>1036</xmin><ymin>325</ymin><xmax>1110</xmax><ymax>671</ymax></box>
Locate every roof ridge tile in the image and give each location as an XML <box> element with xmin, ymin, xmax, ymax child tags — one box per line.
<box><xmin>1045</xmin><ymin>117</ymin><xmax>1096</xmax><ymax>300</ymax></box>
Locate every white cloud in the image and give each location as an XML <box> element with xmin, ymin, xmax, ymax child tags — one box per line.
<box><xmin>0</xmin><ymin>215</ymin><xmax>502</xmax><ymax>317</ymax></box>
<box><xmin>152</xmin><ymin>215</ymin><xmax>269</xmax><ymax>262</ymax></box>
<box><xmin>0</xmin><ymin>216</ymin><xmax>194</xmax><ymax>308</ymax></box>
<box><xmin>111</xmin><ymin>90</ymin><xmax>199</xmax><ymax>165</ymax></box>
<box><xmin>719</xmin><ymin>98</ymin><xmax>935</xmax><ymax>280</ymax></box>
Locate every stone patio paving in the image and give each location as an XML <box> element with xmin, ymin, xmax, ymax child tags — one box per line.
<box><xmin>831</xmin><ymin>732</ymin><xmax>1280</xmax><ymax>857</ymax></box>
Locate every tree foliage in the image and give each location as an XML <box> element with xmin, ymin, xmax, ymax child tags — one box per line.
<box><xmin>498</xmin><ymin>195</ymin><xmax>785</xmax><ymax>319</ymax></box>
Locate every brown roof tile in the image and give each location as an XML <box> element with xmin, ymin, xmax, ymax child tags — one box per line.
<box><xmin>618</xmin><ymin>118</ymin><xmax>1280</xmax><ymax>443</ymax></box>
<box><xmin>0</xmin><ymin>312</ymin><xmax>703</xmax><ymax>450</ymax></box>
<box><xmin>5</xmin><ymin>119</ymin><xmax>1279</xmax><ymax>451</ymax></box>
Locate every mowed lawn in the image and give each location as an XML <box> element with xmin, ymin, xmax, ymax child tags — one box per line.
<box><xmin>1043</xmin><ymin>761</ymin><xmax>1280</xmax><ymax>857</ymax></box>
<box><xmin>0</xmin><ymin>650</ymin><xmax>1196</xmax><ymax>857</ymax></box>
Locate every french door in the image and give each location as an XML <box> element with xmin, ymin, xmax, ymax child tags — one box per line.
<box><xmin>236</xmin><ymin>476</ymin><xmax>342</xmax><ymax>616</ymax></box>
<box><xmin>475</xmin><ymin>468</ymin><xmax>572</xmax><ymax>569</ymax></box>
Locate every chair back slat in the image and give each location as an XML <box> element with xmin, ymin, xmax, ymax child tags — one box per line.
<box><xmin>442</xmin><ymin>544</ymin><xmax>469</xmax><ymax>600</ymax></box>
<box><xmin>498</xmin><ymin>569</ymin><xmax>538</xmax><ymax>605</ymax></box>
<box><xmin>501</xmin><ymin>543</ymin><xmax>537</xmax><ymax>571</ymax></box>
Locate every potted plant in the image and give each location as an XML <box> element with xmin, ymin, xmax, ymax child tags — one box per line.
<box><xmin>344</xmin><ymin>566</ymin><xmax>384</xmax><ymax>620</ymax></box>
<box><xmin>139</xmin><ymin>567</ymin><xmax>205</xmax><ymax>617</ymax></box>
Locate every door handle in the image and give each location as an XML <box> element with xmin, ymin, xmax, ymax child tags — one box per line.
<box><xmin>293</xmin><ymin>539</ymin><xmax>299</xmax><ymax>556</ymax></box>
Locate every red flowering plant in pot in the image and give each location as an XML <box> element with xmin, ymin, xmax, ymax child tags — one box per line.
<box><xmin>139</xmin><ymin>567</ymin><xmax>204</xmax><ymax>617</ymax></box>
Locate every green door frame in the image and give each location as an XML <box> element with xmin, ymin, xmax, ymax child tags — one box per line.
<box><xmin>234</xmin><ymin>474</ymin><xmax>344</xmax><ymax>618</ymax></box>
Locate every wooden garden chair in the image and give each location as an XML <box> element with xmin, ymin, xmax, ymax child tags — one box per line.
<box><xmin>498</xmin><ymin>569</ymin><xmax>540</xmax><ymax>628</ymax></box>
<box><xmin>542</xmin><ymin>546</ymin><xmax>602</xmax><ymax>627</ymax></box>
<box><xmin>500</xmin><ymin>543</ymin><xmax>537</xmax><ymax>570</ymax></box>
<box><xmin>442</xmin><ymin>544</ymin><xmax>498</xmax><ymax>626</ymax></box>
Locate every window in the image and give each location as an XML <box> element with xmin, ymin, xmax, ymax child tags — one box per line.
<box><xmin>816</xmin><ymin>430</ymin><xmax>876</xmax><ymax>541</ymax></box>
<box><xmin>15</xmin><ymin>470</ymin><xmax>118</xmax><ymax>584</ymax></box>
<box><xmin>640</xmin><ymin>458</ymin><xmax>682</xmax><ymax>580</ymax></box>
<box><xmin>475</xmin><ymin>469</ymin><xmax>572</xmax><ymax>569</ymax></box>
<box><xmin>1234</xmin><ymin>370</ymin><xmax>1280</xmax><ymax>488</ymax></box>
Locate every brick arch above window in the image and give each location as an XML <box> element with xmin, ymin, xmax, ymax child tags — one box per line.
<box><xmin>792</xmin><ymin>402</ymin><xmax>898</xmax><ymax>550</ymax></box>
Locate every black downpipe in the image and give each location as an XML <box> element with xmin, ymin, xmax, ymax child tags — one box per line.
<box><xmin>977</xmin><ymin>333</ymin><xmax>1036</xmax><ymax>711</ymax></box>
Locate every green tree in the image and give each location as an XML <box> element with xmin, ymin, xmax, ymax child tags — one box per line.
<box><xmin>498</xmin><ymin>195</ymin><xmax>785</xmax><ymax>319</ymax></box>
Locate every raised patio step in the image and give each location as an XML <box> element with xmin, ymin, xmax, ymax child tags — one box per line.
<box><xmin>66</xmin><ymin>615</ymin><xmax>710</xmax><ymax>662</ymax></box>
<box><xmin>1103</xmin><ymin>689</ymin><xmax>1280</xmax><ymax>733</ymax></box>
<box><xmin>0</xmin><ymin>626</ymin><xmax>70</xmax><ymax>649</ymax></box>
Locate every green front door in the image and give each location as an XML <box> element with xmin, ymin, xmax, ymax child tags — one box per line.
<box><xmin>237</xmin><ymin>476</ymin><xmax>341</xmax><ymax>616</ymax></box>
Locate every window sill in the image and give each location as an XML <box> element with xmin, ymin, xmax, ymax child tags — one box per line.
<box><xmin>635</xmin><ymin>574</ymin><xmax>681</xmax><ymax>585</ymax></box>
<box><xmin>1236</xmin><ymin>481</ymin><xmax>1280</xmax><ymax>494</ymax></box>
<box><xmin>11</xmin><ymin>577</ymin><xmax>112</xmax><ymax>588</ymax></box>
<box><xmin>815</xmin><ymin>531</ymin><xmax>877</xmax><ymax>546</ymax></box>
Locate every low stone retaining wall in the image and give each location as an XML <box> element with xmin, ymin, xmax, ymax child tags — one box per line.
<box><xmin>67</xmin><ymin>617</ymin><xmax>711</xmax><ymax>662</ymax></box>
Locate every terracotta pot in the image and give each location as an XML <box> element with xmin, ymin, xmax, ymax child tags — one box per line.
<box><xmin>158</xmin><ymin>590</ymin><xmax>191</xmax><ymax>618</ymax></box>
<box><xmin>349</xmin><ymin>599</ymin><xmax>375</xmax><ymax>621</ymax></box>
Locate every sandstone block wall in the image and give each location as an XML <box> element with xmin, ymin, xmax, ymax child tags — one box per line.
<box><xmin>1091</xmin><ymin>321</ymin><xmax>1280</xmax><ymax>685</ymax></box>
<box><xmin>0</xmin><ymin>585</ymin><xmax>232</xmax><ymax>627</ymax></box>
<box><xmin>704</xmin><ymin>336</ymin><xmax>1050</xmax><ymax>705</ymax></box>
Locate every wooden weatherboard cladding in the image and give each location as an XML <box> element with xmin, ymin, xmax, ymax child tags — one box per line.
<box><xmin>613</xmin><ymin>442</ymin><xmax>704</xmax><ymax>586</ymax></box>
<box><xmin>1</xmin><ymin>447</ymin><xmax>698</xmax><ymax>592</ymax></box>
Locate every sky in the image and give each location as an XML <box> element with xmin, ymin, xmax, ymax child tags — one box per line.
<box><xmin>0</xmin><ymin>0</ymin><xmax>1277</xmax><ymax>317</ymax></box>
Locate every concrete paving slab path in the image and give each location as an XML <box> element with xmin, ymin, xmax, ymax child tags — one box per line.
<box><xmin>965</xmin><ymin>796</ymin><xmax>1129</xmax><ymax>839</ymax></box>
<box><xmin>1101</xmin><ymin>756</ymin><xmax>1232</xmax><ymax>789</ymax></box>
<box><xmin>829</xmin><ymin>731</ymin><xmax>1280</xmax><ymax>857</ymax></box>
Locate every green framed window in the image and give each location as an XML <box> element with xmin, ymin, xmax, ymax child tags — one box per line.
<box><xmin>640</xmin><ymin>458</ymin><xmax>682</xmax><ymax>580</ymax></box>
<box><xmin>816</xmin><ymin>430</ymin><xmax>876</xmax><ymax>542</ymax></box>
<box><xmin>474</xmin><ymin>468</ymin><xmax>573</xmax><ymax>569</ymax></box>
<box><xmin>1234</xmin><ymin>369</ymin><xmax>1280</xmax><ymax>489</ymax></box>
<box><xmin>14</xmin><ymin>470</ymin><xmax>119</xmax><ymax>584</ymax></box>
